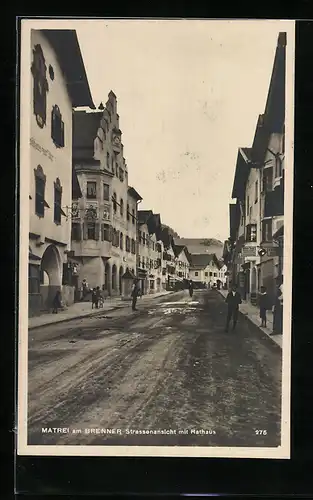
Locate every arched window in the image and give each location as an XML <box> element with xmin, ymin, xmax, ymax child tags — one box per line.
<box><xmin>120</xmin><ymin>198</ymin><xmax>124</xmax><ymax>217</ymax></box>
<box><xmin>51</xmin><ymin>105</ymin><xmax>64</xmax><ymax>148</ymax></box>
<box><xmin>126</xmin><ymin>235</ymin><xmax>130</xmax><ymax>252</ymax></box>
<box><xmin>127</xmin><ymin>203</ymin><xmax>130</xmax><ymax>221</ymax></box>
<box><xmin>120</xmin><ymin>232</ymin><xmax>123</xmax><ymax>250</ymax></box>
<box><xmin>112</xmin><ymin>192</ymin><xmax>117</xmax><ymax>213</ymax></box>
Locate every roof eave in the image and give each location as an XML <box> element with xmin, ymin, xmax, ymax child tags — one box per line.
<box><xmin>43</xmin><ymin>30</ymin><xmax>95</xmax><ymax>109</ymax></box>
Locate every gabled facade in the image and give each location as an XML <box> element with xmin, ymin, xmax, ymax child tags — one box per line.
<box><xmin>174</xmin><ymin>245</ymin><xmax>190</xmax><ymax>282</ymax></box>
<box><xmin>189</xmin><ymin>253</ymin><xmax>221</xmax><ymax>287</ymax></box>
<box><xmin>28</xmin><ymin>29</ymin><xmax>94</xmax><ymax>316</ymax></box>
<box><xmin>137</xmin><ymin>210</ymin><xmax>163</xmax><ymax>294</ymax></box>
<box><xmin>71</xmin><ymin>92</ymin><xmax>142</xmax><ymax>296</ymax></box>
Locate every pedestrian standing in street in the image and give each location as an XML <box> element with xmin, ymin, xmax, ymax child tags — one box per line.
<box><xmin>91</xmin><ymin>288</ymin><xmax>98</xmax><ymax>309</ymax></box>
<box><xmin>225</xmin><ymin>284</ymin><xmax>242</xmax><ymax>332</ymax></box>
<box><xmin>188</xmin><ymin>280</ymin><xmax>194</xmax><ymax>299</ymax></box>
<box><xmin>271</xmin><ymin>277</ymin><xmax>283</xmax><ymax>335</ymax></box>
<box><xmin>131</xmin><ymin>279</ymin><xmax>140</xmax><ymax>311</ymax></box>
<box><xmin>52</xmin><ymin>290</ymin><xmax>62</xmax><ymax>314</ymax></box>
<box><xmin>259</xmin><ymin>286</ymin><xmax>270</xmax><ymax>328</ymax></box>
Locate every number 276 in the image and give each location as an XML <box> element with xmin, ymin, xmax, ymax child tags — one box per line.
<box><xmin>255</xmin><ymin>430</ymin><xmax>267</xmax><ymax>435</ymax></box>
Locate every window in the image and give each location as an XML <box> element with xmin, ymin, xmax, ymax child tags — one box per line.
<box><xmin>246</xmin><ymin>196</ymin><xmax>249</xmax><ymax>216</ymax></box>
<box><xmin>205</xmin><ymin>272</ymin><xmax>208</xmax><ymax>277</ymax></box>
<box><xmin>31</xmin><ymin>44</ymin><xmax>49</xmax><ymax>128</ymax></box>
<box><xmin>51</xmin><ymin>105</ymin><xmax>65</xmax><ymax>147</ymax></box>
<box><xmin>54</xmin><ymin>178</ymin><xmax>62</xmax><ymax>224</ymax></box>
<box><xmin>150</xmin><ymin>280</ymin><xmax>155</xmax><ymax>289</ymax></box>
<box><xmin>131</xmin><ymin>239</ymin><xmax>136</xmax><ymax>254</ymax></box>
<box><xmin>28</xmin><ymin>264</ymin><xmax>40</xmax><ymax>294</ymax></box>
<box><xmin>195</xmin><ymin>271</ymin><xmax>199</xmax><ymax>276</ymax></box>
<box><xmin>275</xmin><ymin>155</ymin><xmax>282</xmax><ymax>178</ymax></box>
<box><xmin>111</xmin><ymin>157</ymin><xmax>114</xmax><ymax>173</ymax></box>
<box><xmin>112</xmin><ymin>192</ymin><xmax>117</xmax><ymax>212</ymax></box>
<box><xmin>142</xmin><ymin>232</ymin><xmax>146</xmax><ymax>245</ymax></box>
<box><xmin>255</xmin><ymin>180</ymin><xmax>258</xmax><ymax>203</ymax></box>
<box><xmin>127</xmin><ymin>203</ymin><xmax>130</xmax><ymax>221</ymax></box>
<box><xmin>87</xmin><ymin>222</ymin><xmax>96</xmax><ymax>240</ymax></box>
<box><xmin>34</xmin><ymin>165</ymin><xmax>46</xmax><ymax>217</ymax></box>
<box><xmin>119</xmin><ymin>167</ymin><xmax>124</xmax><ymax>182</ymax></box>
<box><xmin>120</xmin><ymin>198</ymin><xmax>124</xmax><ymax>217</ymax></box>
<box><xmin>214</xmin><ymin>273</ymin><xmax>217</xmax><ymax>277</ymax></box>
<box><xmin>72</xmin><ymin>222</ymin><xmax>81</xmax><ymax>241</ymax></box>
<box><xmin>103</xmin><ymin>183</ymin><xmax>110</xmax><ymax>201</ymax></box>
<box><xmin>262</xmin><ymin>168</ymin><xmax>273</xmax><ymax>192</ymax></box>
<box><xmin>138</xmin><ymin>230</ymin><xmax>142</xmax><ymax>243</ymax></box>
<box><xmin>126</xmin><ymin>235</ymin><xmax>130</xmax><ymax>252</ymax></box>
<box><xmin>209</xmin><ymin>272</ymin><xmax>213</xmax><ymax>277</ymax></box>
<box><xmin>87</xmin><ymin>181</ymin><xmax>97</xmax><ymax>199</ymax></box>
<box><xmin>120</xmin><ymin>232</ymin><xmax>123</xmax><ymax>250</ymax></box>
<box><xmin>101</xmin><ymin>223</ymin><xmax>111</xmax><ymax>242</ymax></box>
<box><xmin>262</xmin><ymin>219</ymin><xmax>272</xmax><ymax>242</ymax></box>
<box><xmin>106</xmin><ymin>152</ymin><xmax>110</xmax><ymax>170</ymax></box>
<box><xmin>132</xmin><ymin>208</ymin><xmax>135</xmax><ymax>224</ymax></box>
<box><xmin>246</xmin><ymin>223</ymin><xmax>257</xmax><ymax>242</ymax></box>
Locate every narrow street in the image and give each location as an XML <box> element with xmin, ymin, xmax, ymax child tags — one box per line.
<box><xmin>27</xmin><ymin>290</ymin><xmax>282</xmax><ymax>448</ymax></box>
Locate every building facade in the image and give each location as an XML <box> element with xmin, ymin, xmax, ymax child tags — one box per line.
<box><xmin>225</xmin><ymin>32</ymin><xmax>286</xmax><ymax>306</ymax></box>
<box><xmin>189</xmin><ymin>254</ymin><xmax>221</xmax><ymax>287</ymax></box>
<box><xmin>137</xmin><ymin>211</ymin><xmax>163</xmax><ymax>294</ymax></box>
<box><xmin>174</xmin><ymin>245</ymin><xmax>190</xmax><ymax>283</ymax></box>
<box><xmin>28</xmin><ymin>29</ymin><xmax>94</xmax><ymax>316</ymax></box>
<box><xmin>71</xmin><ymin>92</ymin><xmax>142</xmax><ymax>296</ymax></box>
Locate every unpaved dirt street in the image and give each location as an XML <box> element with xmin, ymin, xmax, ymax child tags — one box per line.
<box><xmin>27</xmin><ymin>290</ymin><xmax>282</xmax><ymax>447</ymax></box>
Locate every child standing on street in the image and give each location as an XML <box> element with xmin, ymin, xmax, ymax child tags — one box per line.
<box><xmin>259</xmin><ymin>286</ymin><xmax>269</xmax><ymax>328</ymax></box>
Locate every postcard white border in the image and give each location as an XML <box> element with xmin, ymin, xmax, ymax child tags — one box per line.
<box><xmin>17</xmin><ymin>18</ymin><xmax>295</xmax><ymax>459</ymax></box>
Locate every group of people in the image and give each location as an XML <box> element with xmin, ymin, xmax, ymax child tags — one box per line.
<box><xmin>224</xmin><ymin>278</ymin><xmax>283</xmax><ymax>335</ymax></box>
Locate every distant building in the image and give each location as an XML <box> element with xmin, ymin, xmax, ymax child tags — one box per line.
<box><xmin>173</xmin><ymin>245</ymin><xmax>191</xmax><ymax>282</ymax></box>
<box><xmin>137</xmin><ymin>210</ymin><xmax>163</xmax><ymax>294</ymax></box>
<box><xmin>189</xmin><ymin>254</ymin><xmax>221</xmax><ymax>287</ymax></box>
<box><xmin>28</xmin><ymin>29</ymin><xmax>94</xmax><ymax>316</ymax></box>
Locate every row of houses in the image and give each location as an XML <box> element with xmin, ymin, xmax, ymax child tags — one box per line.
<box><xmin>28</xmin><ymin>28</ymin><xmax>225</xmax><ymax>316</ymax></box>
<box><xmin>222</xmin><ymin>32</ymin><xmax>286</xmax><ymax>306</ymax></box>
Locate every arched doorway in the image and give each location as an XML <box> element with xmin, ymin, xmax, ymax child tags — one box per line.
<box><xmin>104</xmin><ymin>262</ymin><xmax>111</xmax><ymax>294</ymax></box>
<box><xmin>119</xmin><ymin>266</ymin><xmax>123</xmax><ymax>295</ymax></box>
<box><xmin>112</xmin><ymin>264</ymin><xmax>117</xmax><ymax>291</ymax></box>
<box><xmin>40</xmin><ymin>244</ymin><xmax>62</xmax><ymax>307</ymax></box>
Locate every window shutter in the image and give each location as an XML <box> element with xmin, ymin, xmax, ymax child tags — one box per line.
<box><xmin>83</xmin><ymin>222</ymin><xmax>88</xmax><ymax>240</ymax></box>
<box><xmin>51</xmin><ymin>109</ymin><xmax>56</xmax><ymax>141</ymax></box>
<box><xmin>61</xmin><ymin>120</ymin><xmax>65</xmax><ymax>147</ymax></box>
<box><xmin>95</xmin><ymin>222</ymin><xmax>100</xmax><ymax>241</ymax></box>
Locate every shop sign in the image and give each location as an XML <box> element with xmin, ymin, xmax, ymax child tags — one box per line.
<box><xmin>242</xmin><ymin>246</ymin><xmax>257</xmax><ymax>257</ymax></box>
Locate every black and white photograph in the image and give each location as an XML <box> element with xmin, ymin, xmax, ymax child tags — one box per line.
<box><xmin>18</xmin><ymin>18</ymin><xmax>295</xmax><ymax>458</ymax></box>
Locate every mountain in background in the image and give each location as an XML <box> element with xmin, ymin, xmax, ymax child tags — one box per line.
<box><xmin>174</xmin><ymin>237</ymin><xmax>223</xmax><ymax>258</ymax></box>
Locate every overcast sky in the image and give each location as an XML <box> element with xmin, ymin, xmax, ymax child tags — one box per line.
<box><xmin>74</xmin><ymin>19</ymin><xmax>293</xmax><ymax>241</ymax></box>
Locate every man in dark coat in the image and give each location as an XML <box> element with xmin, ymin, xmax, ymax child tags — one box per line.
<box><xmin>131</xmin><ymin>279</ymin><xmax>140</xmax><ymax>311</ymax></box>
<box><xmin>188</xmin><ymin>280</ymin><xmax>194</xmax><ymax>298</ymax></box>
<box><xmin>225</xmin><ymin>284</ymin><xmax>242</xmax><ymax>332</ymax></box>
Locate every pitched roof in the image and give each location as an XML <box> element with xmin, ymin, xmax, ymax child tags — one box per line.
<box><xmin>43</xmin><ymin>30</ymin><xmax>95</xmax><ymax>109</ymax></box>
<box><xmin>190</xmin><ymin>254</ymin><xmax>213</xmax><ymax>268</ymax></box>
<box><xmin>128</xmin><ymin>186</ymin><xmax>143</xmax><ymax>201</ymax></box>
<box><xmin>138</xmin><ymin>210</ymin><xmax>153</xmax><ymax>225</ymax></box>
